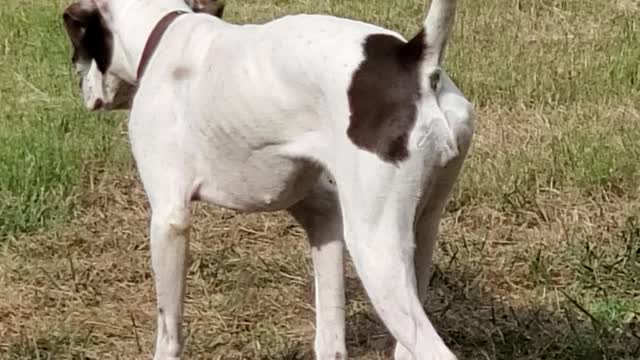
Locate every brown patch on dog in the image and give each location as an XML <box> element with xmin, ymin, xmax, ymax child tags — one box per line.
<box><xmin>347</xmin><ymin>30</ymin><xmax>426</xmax><ymax>163</ymax></box>
<box><xmin>172</xmin><ymin>66</ymin><xmax>192</xmax><ymax>80</ymax></box>
<box><xmin>62</xmin><ymin>3</ymin><xmax>113</xmax><ymax>73</ymax></box>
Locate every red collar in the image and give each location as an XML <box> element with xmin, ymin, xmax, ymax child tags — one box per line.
<box><xmin>137</xmin><ymin>10</ymin><xmax>187</xmax><ymax>81</ymax></box>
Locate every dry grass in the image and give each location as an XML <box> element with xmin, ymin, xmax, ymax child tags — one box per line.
<box><xmin>1</xmin><ymin>0</ymin><xmax>640</xmax><ymax>359</ymax></box>
<box><xmin>2</xmin><ymin>104</ymin><xmax>640</xmax><ymax>360</ymax></box>
<box><xmin>2</xmin><ymin>161</ymin><xmax>639</xmax><ymax>359</ymax></box>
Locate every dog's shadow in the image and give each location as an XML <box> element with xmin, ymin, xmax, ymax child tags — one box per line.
<box><xmin>271</xmin><ymin>265</ymin><xmax>639</xmax><ymax>360</ymax></box>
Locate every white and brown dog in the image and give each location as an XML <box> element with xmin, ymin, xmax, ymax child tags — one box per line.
<box><xmin>62</xmin><ymin>0</ymin><xmax>474</xmax><ymax>359</ymax></box>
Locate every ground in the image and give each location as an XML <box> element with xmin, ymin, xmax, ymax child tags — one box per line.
<box><xmin>1</xmin><ymin>0</ymin><xmax>639</xmax><ymax>359</ymax></box>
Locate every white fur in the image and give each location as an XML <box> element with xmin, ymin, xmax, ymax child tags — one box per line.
<box><xmin>73</xmin><ymin>0</ymin><xmax>474</xmax><ymax>359</ymax></box>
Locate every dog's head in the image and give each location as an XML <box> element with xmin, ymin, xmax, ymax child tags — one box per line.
<box><xmin>62</xmin><ymin>0</ymin><xmax>225</xmax><ymax>111</ymax></box>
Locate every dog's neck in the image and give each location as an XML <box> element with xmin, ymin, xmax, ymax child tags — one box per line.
<box><xmin>105</xmin><ymin>0</ymin><xmax>191</xmax><ymax>83</ymax></box>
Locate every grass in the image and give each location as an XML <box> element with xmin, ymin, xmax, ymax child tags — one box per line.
<box><xmin>0</xmin><ymin>0</ymin><xmax>128</xmax><ymax>237</ymax></box>
<box><xmin>0</xmin><ymin>0</ymin><xmax>639</xmax><ymax>359</ymax></box>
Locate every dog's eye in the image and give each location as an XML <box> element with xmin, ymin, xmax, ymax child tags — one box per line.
<box><xmin>429</xmin><ymin>71</ymin><xmax>441</xmax><ymax>92</ymax></box>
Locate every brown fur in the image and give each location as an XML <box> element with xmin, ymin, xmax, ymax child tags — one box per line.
<box><xmin>62</xmin><ymin>3</ymin><xmax>113</xmax><ymax>73</ymax></box>
<box><xmin>347</xmin><ymin>30</ymin><xmax>426</xmax><ymax>163</ymax></box>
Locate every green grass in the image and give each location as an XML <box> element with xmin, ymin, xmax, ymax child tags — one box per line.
<box><xmin>0</xmin><ymin>1</ymin><xmax>127</xmax><ymax>237</ymax></box>
<box><xmin>0</xmin><ymin>0</ymin><xmax>639</xmax><ymax>359</ymax></box>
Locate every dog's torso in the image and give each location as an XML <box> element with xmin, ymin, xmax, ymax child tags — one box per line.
<box><xmin>130</xmin><ymin>13</ymin><xmax>403</xmax><ymax>211</ymax></box>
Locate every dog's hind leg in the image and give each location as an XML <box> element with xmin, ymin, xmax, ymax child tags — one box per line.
<box><xmin>288</xmin><ymin>174</ymin><xmax>347</xmax><ymax>360</ymax></box>
<box><xmin>333</xmin><ymin>159</ymin><xmax>457</xmax><ymax>360</ymax></box>
<box><xmin>393</xmin><ymin>156</ymin><xmax>468</xmax><ymax>360</ymax></box>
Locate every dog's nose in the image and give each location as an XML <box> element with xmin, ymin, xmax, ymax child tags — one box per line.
<box><xmin>93</xmin><ymin>98</ymin><xmax>104</xmax><ymax>110</ymax></box>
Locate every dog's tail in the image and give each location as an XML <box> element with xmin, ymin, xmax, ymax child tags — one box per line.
<box><xmin>405</xmin><ymin>0</ymin><xmax>457</xmax><ymax>67</ymax></box>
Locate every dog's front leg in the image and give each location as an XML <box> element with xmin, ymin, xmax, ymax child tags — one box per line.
<box><xmin>288</xmin><ymin>177</ymin><xmax>347</xmax><ymax>360</ymax></box>
<box><xmin>150</xmin><ymin>204</ymin><xmax>191</xmax><ymax>360</ymax></box>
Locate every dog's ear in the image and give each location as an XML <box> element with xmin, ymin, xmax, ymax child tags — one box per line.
<box><xmin>92</xmin><ymin>0</ymin><xmax>116</xmax><ymax>27</ymax></box>
<box><xmin>62</xmin><ymin>2</ymin><xmax>113</xmax><ymax>72</ymax></box>
<box><xmin>187</xmin><ymin>0</ymin><xmax>225</xmax><ymax>18</ymax></box>
<box><xmin>63</xmin><ymin>3</ymin><xmax>91</xmax><ymax>48</ymax></box>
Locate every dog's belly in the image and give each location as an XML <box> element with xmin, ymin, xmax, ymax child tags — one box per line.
<box><xmin>193</xmin><ymin>145</ymin><xmax>322</xmax><ymax>212</ymax></box>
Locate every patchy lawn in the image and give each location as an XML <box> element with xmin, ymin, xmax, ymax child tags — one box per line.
<box><xmin>1</xmin><ymin>0</ymin><xmax>638</xmax><ymax>359</ymax></box>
